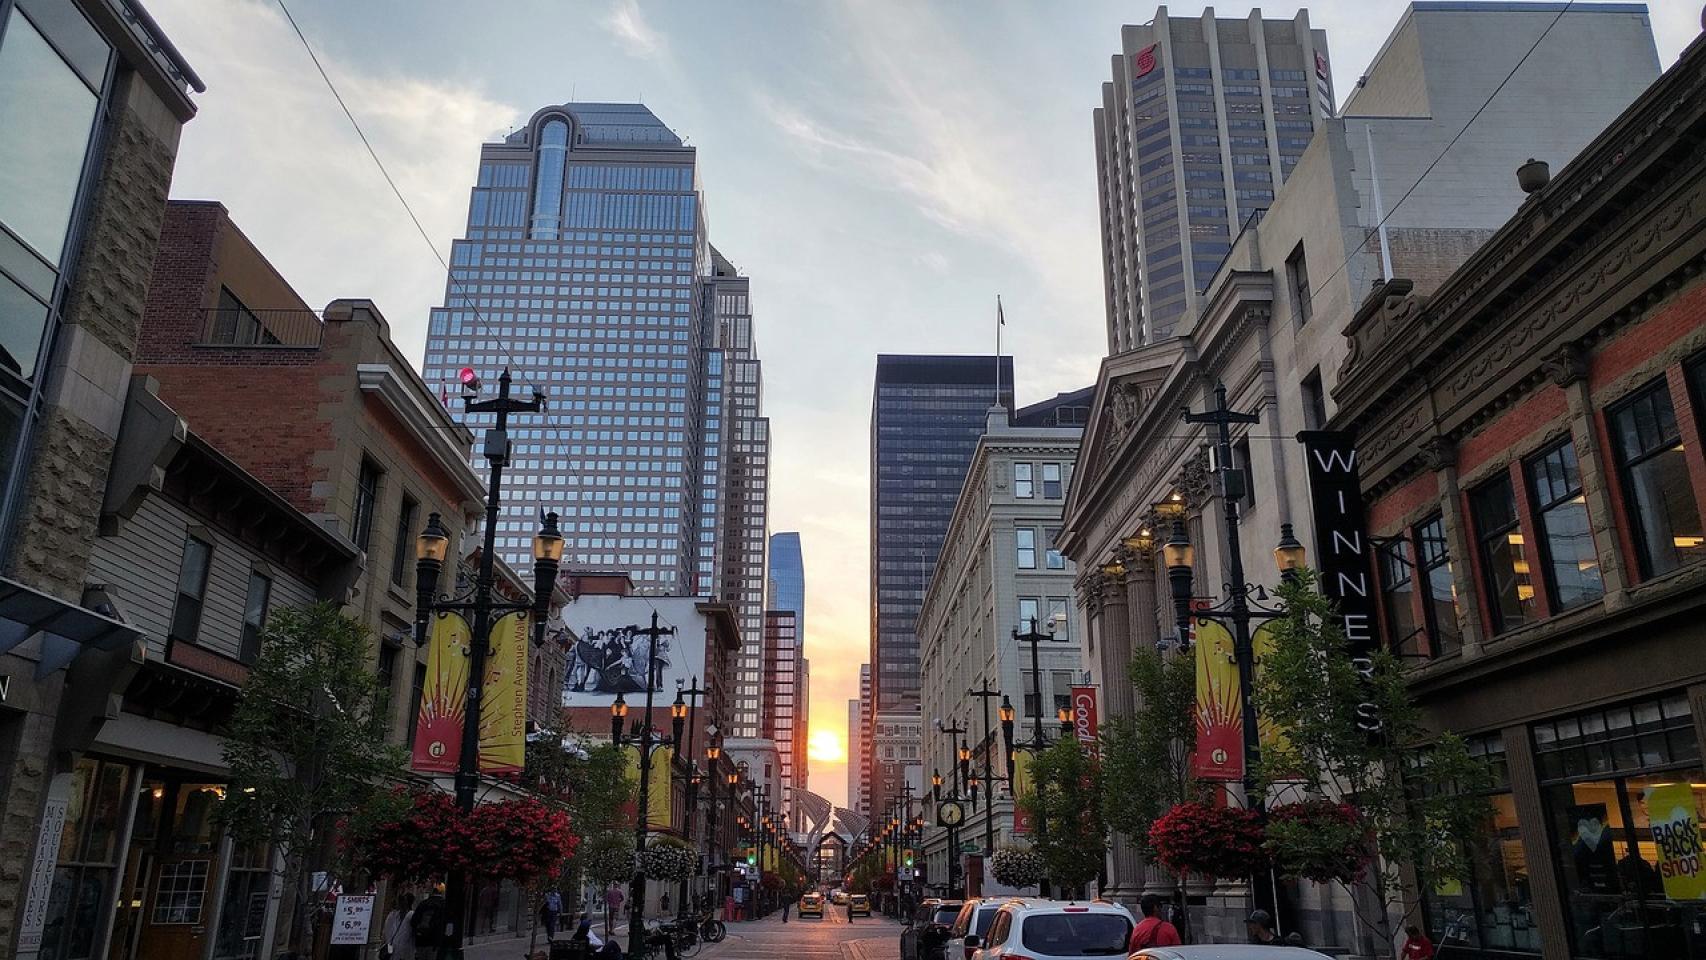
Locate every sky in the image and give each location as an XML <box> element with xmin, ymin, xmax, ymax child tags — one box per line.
<box><xmin>147</xmin><ymin>0</ymin><xmax>1700</xmax><ymax>809</ymax></box>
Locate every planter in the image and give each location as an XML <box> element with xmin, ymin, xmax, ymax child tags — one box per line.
<box><xmin>641</xmin><ymin>838</ymin><xmax>698</xmax><ymax>881</ymax></box>
<box><xmin>1148</xmin><ymin>802</ymin><xmax>1266</xmax><ymax>880</ymax></box>
<box><xmin>1263</xmin><ymin>800</ymin><xmax>1371</xmax><ymax>884</ymax></box>
<box><xmin>990</xmin><ymin>846</ymin><xmax>1046</xmax><ymax>889</ymax></box>
<box><xmin>1517</xmin><ymin>158</ymin><xmax>1550</xmax><ymax>194</ymax></box>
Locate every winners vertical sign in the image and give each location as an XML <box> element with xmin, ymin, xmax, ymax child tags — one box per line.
<box><xmin>1298</xmin><ymin>430</ymin><xmax>1382</xmax><ymax>733</ymax></box>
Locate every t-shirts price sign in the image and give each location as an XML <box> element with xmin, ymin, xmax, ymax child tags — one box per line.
<box><xmin>330</xmin><ymin>894</ymin><xmax>375</xmax><ymax>945</ymax></box>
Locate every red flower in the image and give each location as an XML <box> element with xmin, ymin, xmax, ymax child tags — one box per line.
<box><xmin>1148</xmin><ymin>802</ymin><xmax>1267</xmax><ymax>879</ymax></box>
<box><xmin>350</xmin><ymin>788</ymin><xmax>577</xmax><ymax>885</ymax></box>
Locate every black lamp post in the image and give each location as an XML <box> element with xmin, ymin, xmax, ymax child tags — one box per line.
<box><xmin>1012</xmin><ymin>619</ymin><xmax>1058</xmax><ymax>898</ymax></box>
<box><xmin>1165</xmin><ymin>381</ymin><xmax>1311</xmax><ymax>919</ymax></box>
<box><xmin>412</xmin><ymin>369</ymin><xmax>561</xmax><ymax>959</ymax></box>
<box><xmin>932</xmin><ymin>715</ymin><xmax>969</xmax><ymax>898</ymax></box>
<box><xmin>607</xmin><ymin>612</ymin><xmax>678</xmax><ymax>959</ymax></box>
<box><xmin>966</xmin><ymin>680</ymin><xmax>1008</xmax><ymax>860</ymax></box>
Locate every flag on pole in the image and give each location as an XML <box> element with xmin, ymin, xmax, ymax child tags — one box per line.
<box><xmin>997</xmin><ymin>296</ymin><xmax>1005</xmax><ymax>326</ymax></box>
<box><xmin>995</xmin><ymin>295</ymin><xmax>1005</xmax><ymax>409</ymax></box>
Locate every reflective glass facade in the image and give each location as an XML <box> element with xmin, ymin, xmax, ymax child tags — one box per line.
<box><xmin>1094</xmin><ymin>11</ymin><xmax>1333</xmax><ymax>351</ymax></box>
<box><xmin>868</xmin><ymin>355</ymin><xmax>1010</xmax><ymax>812</ymax></box>
<box><xmin>422</xmin><ymin>105</ymin><xmax>767</xmax><ymax>614</ymax></box>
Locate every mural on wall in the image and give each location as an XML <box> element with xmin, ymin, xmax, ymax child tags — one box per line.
<box><xmin>560</xmin><ymin>595</ymin><xmax>704</xmax><ymax>705</ymax></box>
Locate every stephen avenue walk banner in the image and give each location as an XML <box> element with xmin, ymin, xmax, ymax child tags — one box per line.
<box><xmin>1193</xmin><ymin>612</ymin><xmax>1243</xmax><ymax>781</ymax></box>
<box><xmin>410</xmin><ymin>611</ymin><xmax>530</xmax><ymax>777</ymax></box>
<box><xmin>1251</xmin><ymin>621</ymin><xmax>1288</xmax><ymax>759</ymax></box>
<box><xmin>624</xmin><ymin>745</ymin><xmax>675</xmax><ymax>830</ymax></box>
<box><xmin>1012</xmin><ymin>749</ymin><xmax>1034</xmax><ymax>835</ymax></box>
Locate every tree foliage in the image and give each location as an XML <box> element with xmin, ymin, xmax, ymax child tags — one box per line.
<box><xmin>1099</xmin><ymin>644</ymin><xmax>1199</xmax><ymax>855</ymax></box>
<box><xmin>219</xmin><ymin>603</ymin><xmax>406</xmax><ymax>956</ymax></box>
<box><xmin>1255</xmin><ymin>571</ymin><xmax>1492</xmax><ymax>940</ymax></box>
<box><xmin>1017</xmin><ymin>738</ymin><xmax>1106</xmax><ymax>897</ymax></box>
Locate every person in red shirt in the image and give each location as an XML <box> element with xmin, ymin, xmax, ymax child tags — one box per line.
<box><xmin>1401</xmin><ymin>925</ymin><xmax>1437</xmax><ymax>960</ymax></box>
<box><xmin>1128</xmin><ymin>894</ymin><xmax>1183</xmax><ymax>951</ymax></box>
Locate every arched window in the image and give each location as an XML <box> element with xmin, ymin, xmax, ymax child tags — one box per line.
<box><xmin>530</xmin><ymin>118</ymin><xmax>569</xmax><ymax>239</ymax></box>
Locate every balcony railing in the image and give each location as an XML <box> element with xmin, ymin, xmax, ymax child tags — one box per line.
<box><xmin>198</xmin><ymin>307</ymin><xmax>323</xmax><ymax>349</ymax></box>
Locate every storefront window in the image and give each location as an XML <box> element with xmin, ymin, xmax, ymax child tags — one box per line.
<box><xmin>39</xmin><ymin>757</ymin><xmax>132</xmax><ymax>960</ymax></box>
<box><xmin>1539</xmin><ymin>694</ymin><xmax>1706</xmax><ymax>959</ymax></box>
<box><xmin>1423</xmin><ymin>735</ymin><xmax>1541</xmax><ymax>957</ymax></box>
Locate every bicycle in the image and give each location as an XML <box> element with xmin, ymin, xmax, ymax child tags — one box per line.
<box><xmin>696</xmin><ymin>911</ymin><xmax>726</xmax><ymax>944</ymax></box>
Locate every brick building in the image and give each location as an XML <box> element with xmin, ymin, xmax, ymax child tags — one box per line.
<box><xmin>1333</xmin><ymin>32</ymin><xmax>1706</xmax><ymax>960</ymax></box>
<box><xmin>0</xmin><ymin>0</ymin><xmax>201</xmax><ymax>955</ymax></box>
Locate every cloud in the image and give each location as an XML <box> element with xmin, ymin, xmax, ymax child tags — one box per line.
<box><xmin>603</xmin><ymin>0</ymin><xmax>667</xmax><ymax>60</ymax></box>
<box><xmin>150</xmin><ymin>0</ymin><xmax>519</xmax><ymax>364</ymax></box>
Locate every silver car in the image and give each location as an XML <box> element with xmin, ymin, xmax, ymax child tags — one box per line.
<box><xmin>1131</xmin><ymin>946</ymin><xmax>1335</xmax><ymax>959</ymax></box>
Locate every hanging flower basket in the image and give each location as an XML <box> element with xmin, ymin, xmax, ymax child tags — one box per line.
<box><xmin>582</xmin><ymin>832</ymin><xmax>637</xmax><ymax>884</ymax></box>
<box><xmin>990</xmin><ymin>846</ymin><xmax>1046</xmax><ymax>888</ymax></box>
<box><xmin>348</xmin><ymin>788</ymin><xmax>577</xmax><ymax>885</ymax></box>
<box><xmin>1264</xmin><ymin>800</ymin><xmax>1372</xmax><ymax>884</ymax></box>
<box><xmin>640</xmin><ymin>837</ymin><xmax>697</xmax><ymax>880</ymax></box>
<box><xmin>1149</xmin><ymin>801</ymin><xmax>1266</xmax><ymax>880</ymax></box>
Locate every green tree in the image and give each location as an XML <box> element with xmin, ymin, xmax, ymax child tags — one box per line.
<box><xmin>219</xmin><ymin>603</ymin><xmax>406</xmax><ymax>958</ymax></box>
<box><xmin>1017</xmin><ymin>738</ymin><xmax>1107</xmax><ymax>898</ymax></box>
<box><xmin>1255</xmin><ymin>571</ymin><xmax>1492</xmax><ymax>950</ymax></box>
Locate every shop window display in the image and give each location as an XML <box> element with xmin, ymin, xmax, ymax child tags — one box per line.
<box><xmin>1423</xmin><ymin>735</ymin><xmax>1541</xmax><ymax>957</ymax></box>
<box><xmin>1539</xmin><ymin>694</ymin><xmax>1706</xmax><ymax>959</ymax></box>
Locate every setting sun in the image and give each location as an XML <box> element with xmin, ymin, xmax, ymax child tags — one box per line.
<box><xmin>807</xmin><ymin>729</ymin><xmax>846</xmax><ymax>763</ymax></box>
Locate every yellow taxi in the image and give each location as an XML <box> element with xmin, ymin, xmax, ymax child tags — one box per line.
<box><xmin>799</xmin><ymin>892</ymin><xmax>826</xmax><ymax>918</ymax></box>
<box><xmin>849</xmin><ymin>893</ymin><xmax>871</xmax><ymax>918</ymax></box>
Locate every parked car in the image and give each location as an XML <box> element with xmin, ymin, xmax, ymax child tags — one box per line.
<box><xmin>902</xmin><ymin>900</ymin><xmax>964</xmax><ymax>960</ymax></box>
<box><xmin>832</xmin><ymin>890</ymin><xmax>850</xmax><ymax>905</ymax></box>
<box><xmin>970</xmin><ymin>899</ymin><xmax>1134</xmax><ymax>960</ymax></box>
<box><xmin>1130</xmin><ymin>948</ymin><xmax>1334</xmax><ymax>960</ymax></box>
<box><xmin>943</xmin><ymin>898</ymin><xmax>1006</xmax><ymax>960</ymax></box>
<box><xmin>800</xmin><ymin>892</ymin><xmax>826</xmax><ymax>918</ymax></box>
<box><xmin>849</xmin><ymin>894</ymin><xmax>872</xmax><ymax>917</ymax></box>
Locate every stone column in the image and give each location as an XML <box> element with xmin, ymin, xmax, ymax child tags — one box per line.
<box><xmin>1423</xmin><ymin>436</ymin><xmax>1487</xmax><ymax>656</ymax></box>
<box><xmin>1098</xmin><ymin>555</ymin><xmax>1147</xmax><ymax>904</ymax></box>
<box><xmin>1546</xmin><ymin>344</ymin><xmax>1631</xmax><ymax>608</ymax></box>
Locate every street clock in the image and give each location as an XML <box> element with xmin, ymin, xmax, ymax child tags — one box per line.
<box><xmin>937</xmin><ymin>800</ymin><xmax>966</xmax><ymax>826</ymax></box>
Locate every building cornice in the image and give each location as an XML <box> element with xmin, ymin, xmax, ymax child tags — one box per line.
<box><xmin>356</xmin><ymin>364</ymin><xmax>486</xmax><ymax>508</ymax></box>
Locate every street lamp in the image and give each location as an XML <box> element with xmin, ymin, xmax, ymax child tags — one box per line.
<box><xmin>1172</xmin><ymin>381</ymin><xmax>1311</xmax><ymax>921</ymax></box>
<box><xmin>608</xmin><ymin>612</ymin><xmax>678</xmax><ymax>957</ymax></box>
<box><xmin>410</xmin><ymin>369</ymin><xmax>558</xmax><ymax>958</ymax></box>
<box><xmin>1056</xmin><ymin>704</ymin><xmax>1074</xmax><ymax>738</ymax></box>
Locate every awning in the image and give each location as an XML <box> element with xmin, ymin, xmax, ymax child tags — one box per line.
<box><xmin>0</xmin><ymin>576</ymin><xmax>142</xmax><ymax>679</ymax></box>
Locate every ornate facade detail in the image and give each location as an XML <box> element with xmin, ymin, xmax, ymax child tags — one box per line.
<box><xmin>1542</xmin><ymin>342</ymin><xmax>1589</xmax><ymax>386</ymax></box>
<box><xmin>1076</xmin><ymin>569</ymin><xmax>1108</xmax><ymax>615</ymax></box>
<box><xmin>1420</xmin><ymin>434</ymin><xmax>1458</xmax><ymax>473</ymax></box>
<box><xmin>1339</xmin><ymin>279</ymin><xmax>1422</xmax><ymax>384</ymax></box>
<box><xmin>1173</xmin><ymin>448</ymin><xmax>1213</xmax><ymax>507</ymax></box>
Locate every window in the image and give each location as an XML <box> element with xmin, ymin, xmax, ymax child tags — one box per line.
<box><xmin>1379</xmin><ymin>538</ymin><xmax>1421</xmax><ymax>657</ymax></box>
<box><xmin>1420</xmin><ymin>736</ymin><xmax>1534</xmax><ymax>954</ymax></box>
<box><xmin>1045</xmin><ymin>527</ymin><xmax>1065</xmax><ymax>570</ymax></box>
<box><xmin>1610</xmin><ymin>380</ymin><xmax>1704</xmax><ymax>578</ymax></box>
<box><xmin>353</xmin><ymin>458</ymin><xmax>381</xmax><ymax>551</ymax></box>
<box><xmin>1470</xmin><ymin>473</ymin><xmax>1535</xmax><ymax>632</ymax></box>
<box><xmin>1016</xmin><ymin>528</ymin><xmax>1036</xmax><ymax>569</ymax></box>
<box><xmin>1526</xmin><ymin>441</ymin><xmax>1603</xmax><ymax>609</ymax></box>
<box><xmin>1041</xmin><ymin>463</ymin><xmax>1063</xmax><ymax>499</ymax></box>
<box><xmin>1018</xmin><ymin>598</ymin><xmax>1040</xmax><ymax>634</ymax></box>
<box><xmin>1301</xmin><ymin>368</ymin><xmax>1327</xmax><ymax>430</ymax></box>
<box><xmin>170</xmin><ymin>536</ymin><xmax>213</xmax><ymax>642</ymax></box>
<box><xmin>1233</xmin><ymin>436</ymin><xmax>1256</xmax><ymax>510</ymax></box>
<box><xmin>1286</xmin><ymin>243</ymin><xmax>1312</xmax><ymax>325</ymax></box>
<box><xmin>1014</xmin><ymin>462</ymin><xmax>1033</xmax><ymax>498</ymax></box>
<box><xmin>390</xmin><ymin>494</ymin><xmax>418</xmax><ymax>588</ymax></box>
<box><xmin>1416</xmin><ymin>516</ymin><xmax>1462</xmax><ymax>656</ymax></box>
<box><xmin>1021</xmin><ymin>914</ymin><xmax>1131</xmax><ymax>956</ymax></box>
<box><xmin>208</xmin><ymin>286</ymin><xmax>277</xmax><ymax>345</ymax></box>
<box><xmin>239</xmin><ymin>570</ymin><xmax>271</xmax><ymax>664</ymax></box>
<box><xmin>1047</xmin><ymin>598</ymin><xmax>1070</xmax><ymax>641</ymax></box>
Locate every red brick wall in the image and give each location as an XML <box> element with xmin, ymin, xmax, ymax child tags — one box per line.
<box><xmin>1368</xmin><ymin>471</ymin><xmax>1440</xmax><ymax>533</ymax></box>
<box><xmin>1590</xmin><ymin>283</ymin><xmax>1706</xmax><ymax>392</ymax></box>
<box><xmin>1456</xmin><ymin>385</ymin><xmax>1569</xmax><ymax>478</ymax></box>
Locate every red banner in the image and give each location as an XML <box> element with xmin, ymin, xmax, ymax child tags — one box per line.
<box><xmin>1192</xmin><ymin>608</ymin><xmax>1244</xmax><ymax>781</ymax></box>
<box><xmin>1070</xmin><ymin>686</ymin><xmax>1100</xmax><ymax>758</ymax></box>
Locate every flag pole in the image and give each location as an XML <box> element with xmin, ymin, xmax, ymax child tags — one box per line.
<box><xmin>995</xmin><ymin>295</ymin><xmax>1004</xmax><ymax>411</ymax></box>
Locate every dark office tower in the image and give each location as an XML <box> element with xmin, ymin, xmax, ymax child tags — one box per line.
<box><xmin>869</xmin><ymin>356</ymin><xmax>1011</xmax><ymax>814</ymax></box>
<box><xmin>700</xmin><ymin>247</ymin><xmax>770</xmax><ymax>734</ymax></box>
<box><xmin>423</xmin><ymin>104</ymin><xmax>769</xmax><ymax>606</ymax></box>
<box><xmin>1094</xmin><ymin>7</ymin><xmax>1334</xmax><ymax>352</ymax></box>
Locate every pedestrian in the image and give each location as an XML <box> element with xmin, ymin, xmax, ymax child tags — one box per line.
<box><xmin>661</xmin><ymin>891</ymin><xmax>672</xmax><ymax>916</ymax></box>
<box><xmin>1401</xmin><ymin>924</ymin><xmax>1436</xmax><ymax>960</ymax></box>
<box><xmin>782</xmin><ymin>897</ymin><xmax>791</xmax><ymax>923</ymax></box>
<box><xmin>1245</xmin><ymin>910</ymin><xmax>1279</xmax><ymax>946</ymax></box>
<box><xmin>606</xmin><ymin>885</ymin><xmax>625</xmax><ymax>937</ymax></box>
<box><xmin>380</xmin><ymin>892</ymin><xmax>415</xmax><ymax>960</ymax></box>
<box><xmin>411</xmin><ymin>885</ymin><xmax>447</xmax><ymax>960</ymax></box>
<box><xmin>1128</xmin><ymin>894</ymin><xmax>1182</xmax><ymax>951</ymax></box>
<box><xmin>541</xmin><ymin>888</ymin><xmax>564</xmax><ymax>939</ymax></box>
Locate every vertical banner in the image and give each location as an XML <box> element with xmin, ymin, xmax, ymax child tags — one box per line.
<box><xmin>1192</xmin><ymin>612</ymin><xmax>1243</xmax><ymax>781</ymax></box>
<box><xmin>1070</xmin><ymin>686</ymin><xmax>1100</xmax><ymax>758</ymax></box>
<box><xmin>1645</xmin><ymin>783</ymin><xmax>1706</xmax><ymax>900</ymax></box>
<box><xmin>412</xmin><ymin>613</ymin><xmax>471</xmax><ymax>773</ymax></box>
<box><xmin>1251</xmin><ymin>622</ymin><xmax>1287</xmax><ymax>758</ymax></box>
<box><xmin>648</xmin><ymin>746</ymin><xmax>674</xmax><ymax>829</ymax></box>
<box><xmin>479</xmin><ymin>612</ymin><xmax>529</xmax><ymax>777</ymax></box>
<box><xmin>1011</xmin><ymin>750</ymin><xmax>1034</xmax><ymax>835</ymax></box>
<box><xmin>1298</xmin><ymin>430</ymin><xmax>1377</xmax><ymax>658</ymax></box>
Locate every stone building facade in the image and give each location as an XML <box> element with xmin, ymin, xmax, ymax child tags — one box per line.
<box><xmin>1334</xmin><ymin>33</ymin><xmax>1706</xmax><ymax>960</ymax></box>
<box><xmin>0</xmin><ymin>0</ymin><xmax>200</xmax><ymax>954</ymax></box>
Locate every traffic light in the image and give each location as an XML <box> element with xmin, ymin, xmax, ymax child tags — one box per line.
<box><xmin>904</xmin><ymin>850</ymin><xmax>915</xmax><ymax>869</ymax></box>
<box><xmin>747</xmin><ymin>850</ymin><xmax>758</xmax><ymax>866</ymax></box>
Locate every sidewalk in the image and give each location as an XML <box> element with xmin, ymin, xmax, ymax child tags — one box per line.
<box><xmin>461</xmin><ymin>923</ymin><xmax>632</xmax><ymax>960</ymax></box>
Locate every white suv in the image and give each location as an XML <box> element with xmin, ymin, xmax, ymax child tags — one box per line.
<box><xmin>970</xmin><ymin>899</ymin><xmax>1134</xmax><ymax>960</ymax></box>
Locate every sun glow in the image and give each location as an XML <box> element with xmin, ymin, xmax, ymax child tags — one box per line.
<box><xmin>808</xmin><ymin>730</ymin><xmax>846</xmax><ymax>763</ymax></box>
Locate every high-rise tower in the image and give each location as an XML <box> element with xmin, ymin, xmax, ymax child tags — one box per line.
<box><xmin>868</xmin><ymin>355</ymin><xmax>1011</xmax><ymax>816</ymax></box>
<box><xmin>421</xmin><ymin>104</ymin><xmax>769</xmax><ymax>651</ymax></box>
<box><xmin>1094</xmin><ymin>8</ymin><xmax>1334</xmax><ymax>352</ymax></box>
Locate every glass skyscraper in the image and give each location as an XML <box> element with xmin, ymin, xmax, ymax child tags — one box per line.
<box><xmin>1094</xmin><ymin>9</ymin><xmax>1334</xmax><ymax>351</ymax></box>
<box><xmin>867</xmin><ymin>355</ymin><xmax>1011</xmax><ymax>816</ymax></box>
<box><xmin>768</xmin><ymin>532</ymin><xmax>804</xmax><ymax>627</ymax></box>
<box><xmin>421</xmin><ymin>104</ymin><xmax>769</xmax><ymax>651</ymax></box>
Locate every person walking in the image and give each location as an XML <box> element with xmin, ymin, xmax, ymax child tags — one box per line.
<box><xmin>380</xmin><ymin>893</ymin><xmax>416</xmax><ymax>960</ymax></box>
<box><xmin>1128</xmin><ymin>894</ymin><xmax>1182</xmax><ymax>951</ymax></box>
<box><xmin>411</xmin><ymin>886</ymin><xmax>447</xmax><ymax>960</ymax></box>
<box><xmin>605</xmin><ymin>885</ymin><xmax>624</xmax><ymax>938</ymax></box>
<box><xmin>782</xmin><ymin>897</ymin><xmax>791</xmax><ymax>923</ymax></box>
<box><xmin>1245</xmin><ymin>910</ymin><xmax>1279</xmax><ymax>946</ymax></box>
<box><xmin>540</xmin><ymin>888</ymin><xmax>564</xmax><ymax>939</ymax></box>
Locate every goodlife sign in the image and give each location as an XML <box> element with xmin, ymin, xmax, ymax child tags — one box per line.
<box><xmin>1070</xmin><ymin>686</ymin><xmax>1099</xmax><ymax>758</ymax></box>
<box><xmin>1298</xmin><ymin>430</ymin><xmax>1382</xmax><ymax>733</ymax></box>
